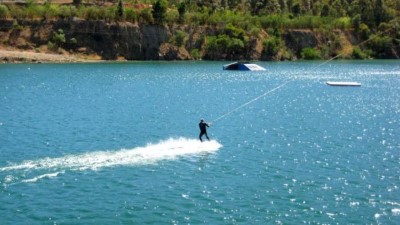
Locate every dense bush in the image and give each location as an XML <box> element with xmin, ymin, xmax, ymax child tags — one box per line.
<box><xmin>333</xmin><ymin>17</ymin><xmax>351</xmax><ymax>29</ymax></box>
<box><xmin>124</xmin><ymin>8</ymin><xmax>137</xmax><ymax>23</ymax></box>
<box><xmin>48</xmin><ymin>29</ymin><xmax>66</xmax><ymax>51</ymax></box>
<box><xmin>0</xmin><ymin>4</ymin><xmax>9</xmax><ymax>19</ymax></box>
<box><xmin>359</xmin><ymin>23</ymin><xmax>371</xmax><ymax>40</ymax></box>
<box><xmin>352</xmin><ymin>46</ymin><xmax>371</xmax><ymax>59</ymax></box>
<box><xmin>0</xmin><ymin>5</ymin><xmax>9</xmax><ymax>19</ymax></box>
<box><xmin>165</xmin><ymin>8</ymin><xmax>179</xmax><ymax>24</ymax></box>
<box><xmin>367</xmin><ymin>35</ymin><xmax>394</xmax><ymax>58</ymax></box>
<box><xmin>52</xmin><ymin>29</ymin><xmax>66</xmax><ymax>45</ymax></box>
<box><xmin>224</xmin><ymin>23</ymin><xmax>247</xmax><ymax>41</ymax></box>
<box><xmin>263</xmin><ymin>36</ymin><xmax>281</xmax><ymax>58</ymax></box>
<box><xmin>205</xmin><ymin>34</ymin><xmax>246</xmax><ymax>59</ymax></box>
<box><xmin>259</xmin><ymin>15</ymin><xmax>289</xmax><ymax>29</ymax></box>
<box><xmin>138</xmin><ymin>8</ymin><xmax>153</xmax><ymax>24</ymax></box>
<box><xmin>301</xmin><ymin>48</ymin><xmax>322</xmax><ymax>60</ymax></box>
<box><xmin>207</xmin><ymin>10</ymin><xmax>252</xmax><ymax>27</ymax></box>
<box><xmin>287</xmin><ymin>16</ymin><xmax>325</xmax><ymax>29</ymax></box>
<box><xmin>43</xmin><ymin>3</ymin><xmax>60</xmax><ymax>19</ymax></box>
<box><xmin>191</xmin><ymin>49</ymin><xmax>201</xmax><ymax>59</ymax></box>
<box><xmin>170</xmin><ymin>30</ymin><xmax>186</xmax><ymax>47</ymax></box>
<box><xmin>58</xmin><ymin>5</ymin><xmax>77</xmax><ymax>19</ymax></box>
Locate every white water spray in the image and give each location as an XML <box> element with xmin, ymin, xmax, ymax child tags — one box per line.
<box><xmin>1</xmin><ymin>137</ymin><xmax>222</xmax><ymax>183</ymax></box>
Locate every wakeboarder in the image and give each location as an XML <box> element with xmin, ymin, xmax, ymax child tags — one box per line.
<box><xmin>199</xmin><ymin>119</ymin><xmax>210</xmax><ymax>142</ymax></box>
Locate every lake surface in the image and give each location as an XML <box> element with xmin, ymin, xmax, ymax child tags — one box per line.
<box><xmin>0</xmin><ymin>61</ymin><xmax>399</xmax><ymax>224</ymax></box>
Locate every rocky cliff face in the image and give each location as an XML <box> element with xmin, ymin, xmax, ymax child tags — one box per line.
<box><xmin>284</xmin><ymin>29</ymin><xmax>319</xmax><ymax>55</ymax></box>
<box><xmin>0</xmin><ymin>19</ymin><xmax>398</xmax><ymax>61</ymax></box>
<box><xmin>0</xmin><ymin>19</ymin><xmax>174</xmax><ymax>60</ymax></box>
<box><xmin>56</xmin><ymin>19</ymin><xmax>171</xmax><ymax>60</ymax></box>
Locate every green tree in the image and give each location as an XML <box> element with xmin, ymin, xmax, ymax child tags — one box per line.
<box><xmin>321</xmin><ymin>4</ymin><xmax>330</xmax><ymax>17</ymax></box>
<box><xmin>73</xmin><ymin>0</ymin><xmax>81</xmax><ymax>7</ymax></box>
<box><xmin>292</xmin><ymin>3</ymin><xmax>301</xmax><ymax>16</ymax></box>
<box><xmin>287</xmin><ymin>0</ymin><xmax>294</xmax><ymax>13</ymax></box>
<box><xmin>250</xmin><ymin>0</ymin><xmax>265</xmax><ymax>15</ymax></box>
<box><xmin>303</xmin><ymin>0</ymin><xmax>311</xmax><ymax>14</ymax></box>
<box><xmin>374</xmin><ymin>0</ymin><xmax>391</xmax><ymax>27</ymax></box>
<box><xmin>351</xmin><ymin>14</ymin><xmax>361</xmax><ymax>31</ymax></box>
<box><xmin>152</xmin><ymin>0</ymin><xmax>168</xmax><ymax>24</ymax></box>
<box><xmin>265</xmin><ymin>0</ymin><xmax>281</xmax><ymax>14</ymax></box>
<box><xmin>177</xmin><ymin>2</ymin><xmax>186</xmax><ymax>23</ymax></box>
<box><xmin>359</xmin><ymin>23</ymin><xmax>370</xmax><ymax>40</ymax></box>
<box><xmin>358</xmin><ymin>0</ymin><xmax>375</xmax><ymax>28</ymax></box>
<box><xmin>117</xmin><ymin>0</ymin><xmax>124</xmax><ymax>20</ymax></box>
<box><xmin>279</xmin><ymin>0</ymin><xmax>287</xmax><ymax>13</ymax></box>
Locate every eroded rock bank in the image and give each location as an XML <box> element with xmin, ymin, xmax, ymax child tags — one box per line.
<box><xmin>0</xmin><ymin>19</ymin><xmax>398</xmax><ymax>62</ymax></box>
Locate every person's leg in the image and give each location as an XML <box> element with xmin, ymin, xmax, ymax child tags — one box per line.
<box><xmin>205</xmin><ymin>132</ymin><xmax>210</xmax><ymax>141</ymax></box>
<box><xmin>199</xmin><ymin>132</ymin><xmax>203</xmax><ymax>142</ymax></box>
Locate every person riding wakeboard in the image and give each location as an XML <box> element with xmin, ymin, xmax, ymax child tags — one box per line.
<box><xmin>199</xmin><ymin>119</ymin><xmax>210</xmax><ymax>142</ymax></box>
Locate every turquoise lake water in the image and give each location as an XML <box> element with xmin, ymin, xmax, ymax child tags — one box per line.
<box><xmin>0</xmin><ymin>61</ymin><xmax>399</xmax><ymax>224</ymax></box>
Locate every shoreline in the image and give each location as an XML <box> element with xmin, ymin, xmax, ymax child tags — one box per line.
<box><xmin>1</xmin><ymin>49</ymin><xmax>396</xmax><ymax>64</ymax></box>
<box><xmin>0</xmin><ymin>49</ymin><xmax>102</xmax><ymax>63</ymax></box>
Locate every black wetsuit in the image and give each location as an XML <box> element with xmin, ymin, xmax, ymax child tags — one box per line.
<box><xmin>199</xmin><ymin>121</ymin><xmax>210</xmax><ymax>142</ymax></box>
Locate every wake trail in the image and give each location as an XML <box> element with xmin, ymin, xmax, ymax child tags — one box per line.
<box><xmin>1</xmin><ymin>137</ymin><xmax>222</xmax><ymax>184</ymax></box>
